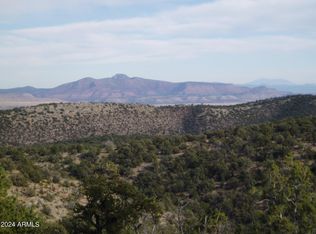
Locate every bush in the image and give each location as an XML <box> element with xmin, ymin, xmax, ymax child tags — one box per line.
<box><xmin>43</xmin><ymin>193</ymin><xmax>54</xmax><ymax>202</ymax></box>
<box><xmin>42</xmin><ymin>204</ymin><xmax>52</xmax><ymax>216</ymax></box>
<box><xmin>40</xmin><ymin>222</ymin><xmax>68</xmax><ymax>234</ymax></box>
<box><xmin>52</xmin><ymin>175</ymin><xmax>60</xmax><ymax>184</ymax></box>
<box><xmin>23</xmin><ymin>187</ymin><xmax>36</xmax><ymax>197</ymax></box>
<box><xmin>0</xmin><ymin>158</ymin><xmax>14</xmax><ymax>170</ymax></box>
<box><xmin>11</xmin><ymin>173</ymin><xmax>28</xmax><ymax>187</ymax></box>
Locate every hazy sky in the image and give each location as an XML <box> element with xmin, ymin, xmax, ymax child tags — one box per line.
<box><xmin>1</xmin><ymin>0</ymin><xmax>316</xmax><ymax>88</ymax></box>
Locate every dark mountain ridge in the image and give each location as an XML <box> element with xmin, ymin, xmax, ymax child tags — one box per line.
<box><xmin>0</xmin><ymin>95</ymin><xmax>315</xmax><ymax>145</ymax></box>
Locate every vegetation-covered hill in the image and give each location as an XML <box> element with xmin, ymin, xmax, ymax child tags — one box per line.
<box><xmin>0</xmin><ymin>116</ymin><xmax>315</xmax><ymax>233</ymax></box>
<box><xmin>0</xmin><ymin>95</ymin><xmax>315</xmax><ymax>145</ymax></box>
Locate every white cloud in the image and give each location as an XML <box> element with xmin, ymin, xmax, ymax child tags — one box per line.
<box><xmin>11</xmin><ymin>0</ymin><xmax>316</xmax><ymax>36</ymax></box>
<box><xmin>0</xmin><ymin>0</ymin><xmax>316</xmax><ymax>67</ymax></box>
<box><xmin>1</xmin><ymin>33</ymin><xmax>314</xmax><ymax>67</ymax></box>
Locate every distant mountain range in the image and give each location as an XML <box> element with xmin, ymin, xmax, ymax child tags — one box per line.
<box><xmin>0</xmin><ymin>74</ymin><xmax>288</xmax><ymax>109</ymax></box>
<box><xmin>245</xmin><ymin>79</ymin><xmax>316</xmax><ymax>94</ymax></box>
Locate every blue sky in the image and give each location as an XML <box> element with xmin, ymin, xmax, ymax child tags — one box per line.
<box><xmin>0</xmin><ymin>0</ymin><xmax>316</xmax><ymax>88</ymax></box>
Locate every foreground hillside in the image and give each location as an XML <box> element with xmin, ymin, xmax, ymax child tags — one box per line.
<box><xmin>0</xmin><ymin>95</ymin><xmax>315</xmax><ymax>145</ymax></box>
<box><xmin>0</xmin><ymin>116</ymin><xmax>315</xmax><ymax>233</ymax></box>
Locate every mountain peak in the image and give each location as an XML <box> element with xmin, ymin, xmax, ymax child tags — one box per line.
<box><xmin>80</xmin><ymin>77</ymin><xmax>95</xmax><ymax>81</ymax></box>
<box><xmin>0</xmin><ymin>74</ymin><xmax>289</xmax><ymax>106</ymax></box>
<box><xmin>112</xmin><ymin>73</ymin><xmax>130</xmax><ymax>80</ymax></box>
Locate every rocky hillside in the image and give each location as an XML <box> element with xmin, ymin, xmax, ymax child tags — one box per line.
<box><xmin>0</xmin><ymin>95</ymin><xmax>315</xmax><ymax>145</ymax></box>
<box><xmin>0</xmin><ymin>74</ymin><xmax>286</xmax><ymax>107</ymax></box>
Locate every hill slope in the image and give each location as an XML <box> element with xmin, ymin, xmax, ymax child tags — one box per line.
<box><xmin>0</xmin><ymin>95</ymin><xmax>315</xmax><ymax>145</ymax></box>
<box><xmin>1</xmin><ymin>115</ymin><xmax>316</xmax><ymax>233</ymax></box>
